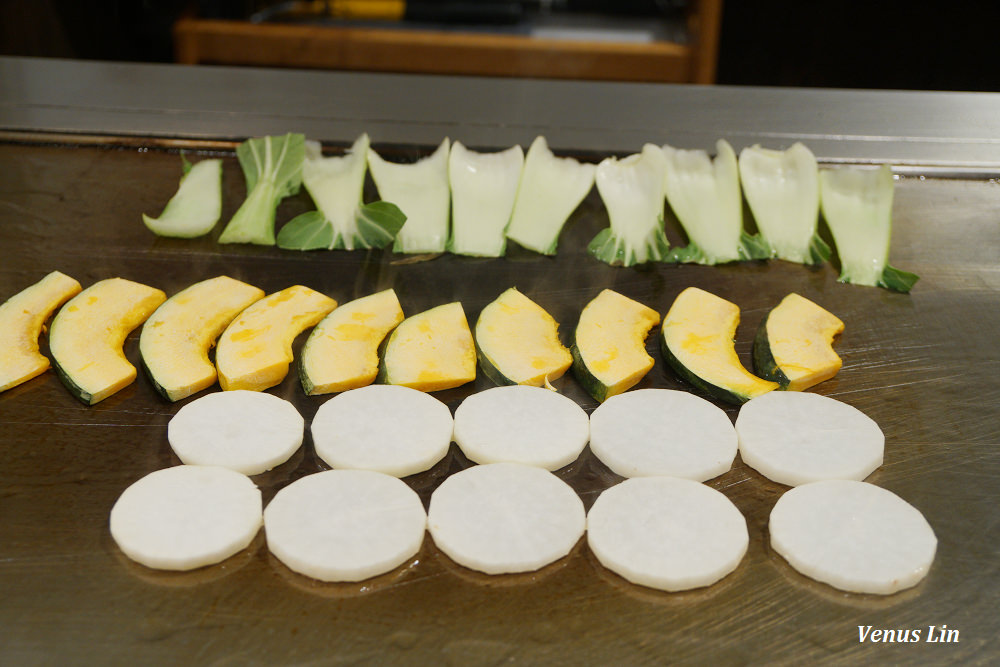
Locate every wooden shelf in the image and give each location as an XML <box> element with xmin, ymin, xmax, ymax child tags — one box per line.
<box><xmin>174</xmin><ymin>1</ymin><xmax>721</xmax><ymax>84</ymax></box>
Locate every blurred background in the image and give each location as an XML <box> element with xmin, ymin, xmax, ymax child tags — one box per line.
<box><xmin>1</xmin><ymin>1</ymin><xmax>997</xmax><ymax>91</ymax></box>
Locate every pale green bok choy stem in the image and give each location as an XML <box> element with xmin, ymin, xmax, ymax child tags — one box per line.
<box><xmin>368</xmin><ymin>138</ymin><xmax>451</xmax><ymax>253</ymax></box>
<box><xmin>819</xmin><ymin>164</ymin><xmax>919</xmax><ymax>292</ymax></box>
<box><xmin>504</xmin><ymin>136</ymin><xmax>596</xmax><ymax>255</ymax></box>
<box><xmin>218</xmin><ymin>132</ymin><xmax>305</xmax><ymax>245</ymax></box>
<box><xmin>589</xmin><ymin>144</ymin><xmax>671</xmax><ymax>266</ymax></box>
<box><xmin>662</xmin><ymin>139</ymin><xmax>770</xmax><ymax>264</ymax></box>
<box><xmin>447</xmin><ymin>141</ymin><xmax>524</xmax><ymax>257</ymax></box>
<box><xmin>738</xmin><ymin>142</ymin><xmax>830</xmax><ymax>265</ymax></box>
<box><xmin>302</xmin><ymin>134</ymin><xmax>369</xmax><ymax>250</ymax></box>
<box><xmin>276</xmin><ymin>134</ymin><xmax>405</xmax><ymax>251</ymax></box>
<box><xmin>142</xmin><ymin>156</ymin><xmax>222</xmax><ymax>238</ymax></box>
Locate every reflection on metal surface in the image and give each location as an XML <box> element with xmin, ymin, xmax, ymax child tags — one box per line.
<box><xmin>266</xmin><ymin>549</ymin><xmax>424</xmax><ymax>599</ymax></box>
<box><xmin>246</xmin><ymin>443</ymin><xmax>307</xmax><ymax>495</ymax></box>
<box><xmin>112</xmin><ymin>532</ymin><xmax>263</xmax><ymax>588</ymax></box>
<box><xmin>432</xmin><ymin>534</ymin><xmax>581</xmax><ymax>588</ymax></box>
<box><xmin>5</xmin><ymin>57</ymin><xmax>1000</xmax><ymax>165</ymax></box>
<box><xmin>766</xmin><ymin>548</ymin><xmax>926</xmax><ymax>611</ymax></box>
<box><xmin>585</xmin><ymin>545</ymin><xmax>742</xmax><ymax>606</ymax></box>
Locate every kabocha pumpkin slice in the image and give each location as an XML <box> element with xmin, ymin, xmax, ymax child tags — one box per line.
<box><xmin>475</xmin><ymin>288</ymin><xmax>572</xmax><ymax>387</ymax></box>
<box><xmin>0</xmin><ymin>271</ymin><xmax>82</xmax><ymax>393</ymax></box>
<box><xmin>571</xmin><ymin>289</ymin><xmax>660</xmax><ymax>402</ymax></box>
<box><xmin>49</xmin><ymin>278</ymin><xmax>166</xmax><ymax>405</ymax></box>
<box><xmin>216</xmin><ymin>285</ymin><xmax>337</xmax><ymax>392</ymax></box>
<box><xmin>140</xmin><ymin>276</ymin><xmax>265</xmax><ymax>402</ymax></box>
<box><xmin>299</xmin><ymin>289</ymin><xmax>404</xmax><ymax>395</ymax></box>
<box><xmin>753</xmin><ymin>293</ymin><xmax>844</xmax><ymax>391</ymax></box>
<box><xmin>376</xmin><ymin>302</ymin><xmax>476</xmax><ymax>392</ymax></box>
<box><xmin>660</xmin><ymin>287</ymin><xmax>777</xmax><ymax>405</ymax></box>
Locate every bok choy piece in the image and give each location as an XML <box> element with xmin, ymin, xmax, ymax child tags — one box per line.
<box><xmin>447</xmin><ymin>141</ymin><xmax>524</xmax><ymax>257</ymax></box>
<box><xmin>505</xmin><ymin>136</ymin><xmax>596</xmax><ymax>255</ymax></box>
<box><xmin>277</xmin><ymin>135</ymin><xmax>406</xmax><ymax>251</ymax></box>
<box><xmin>662</xmin><ymin>139</ymin><xmax>770</xmax><ymax>264</ymax></box>
<box><xmin>588</xmin><ymin>144</ymin><xmax>671</xmax><ymax>266</ymax></box>
<box><xmin>218</xmin><ymin>132</ymin><xmax>305</xmax><ymax>245</ymax></box>
<box><xmin>819</xmin><ymin>164</ymin><xmax>919</xmax><ymax>292</ymax></box>
<box><xmin>142</xmin><ymin>155</ymin><xmax>222</xmax><ymax>238</ymax></box>
<box><xmin>738</xmin><ymin>143</ymin><xmax>831</xmax><ymax>265</ymax></box>
<box><xmin>368</xmin><ymin>138</ymin><xmax>451</xmax><ymax>253</ymax></box>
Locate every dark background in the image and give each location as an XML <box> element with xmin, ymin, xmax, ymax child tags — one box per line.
<box><xmin>1</xmin><ymin>1</ymin><xmax>998</xmax><ymax>91</ymax></box>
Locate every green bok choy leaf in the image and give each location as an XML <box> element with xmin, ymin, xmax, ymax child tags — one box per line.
<box><xmin>218</xmin><ymin>132</ymin><xmax>305</xmax><ymax>245</ymax></box>
<box><xmin>277</xmin><ymin>135</ymin><xmax>406</xmax><ymax>251</ymax></box>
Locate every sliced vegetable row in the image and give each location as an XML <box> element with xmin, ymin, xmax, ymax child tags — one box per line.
<box><xmin>115</xmin><ymin>380</ymin><xmax>934</xmax><ymax>595</ymax></box>
<box><xmin>145</xmin><ymin>133</ymin><xmax>917</xmax><ymax>292</ymax></box>
<box><xmin>0</xmin><ymin>271</ymin><xmax>844</xmax><ymax>407</ymax></box>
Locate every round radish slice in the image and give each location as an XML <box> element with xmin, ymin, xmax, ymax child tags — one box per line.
<box><xmin>264</xmin><ymin>469</ymin><xmax>426</xmax><ymax>582</ymax></box>
<box><xmin>587</xmin><ymin>476</ymin><xmax>748</xmax><ymax>591</ymax></box>
<box><xmin>735</xmin><ymin>392</ymin><xmax>884</xmax><ymax>486</ymax></box>
<box><xmin>110</xmin><ymin>465</ymin><xmax>262</xmax><ymax>571</ymax></box>
<box><xmin>168</xmin><ymin>390</ymin><xmax>304</xmax><ymax>476</ymax></box>
<box><xmin>589</xmin><ymin>389</ymin><xmax>737</xmax><ymax>481</ymax></box>
<box><xmin>311</xmin><ymin>385</ymin><xmax>453</xmax><ymax>478</ymax></box>
<box><xmin>453</xmin><ymin>385</ymin><xmax>589</xmax><ymax>470</ymax></box>
<box><xmin>769</xmin><ymin>480</ymin><xmax>937</xmax><ymax>594</ymax></box>
<box><xmin>428</xmin><ymin>463</ymin><xmax>585</xmax><ymax>574</ymax></box>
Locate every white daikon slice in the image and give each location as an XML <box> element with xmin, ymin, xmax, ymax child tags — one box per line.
<box><xmin>735</xmin><ymin>391</ymin><xmax>884</xmax><ymax>486</ymax></box>
<box><xmin>168</xmin><ymin>390</ymin><xmax>304</xmax><ymax>476</ymax></box>
<box><xmin>589</xmin><ymin>389</ymin><xmax>737</xmax><ymax>481</ymax></box>
<box><xmin>769</xmin><ymin>480</ymin><xmax>937</xmax><ymax>594</ymax></box>
<box><xmin>428</xmin><ymin>463</ymin><xmax>585</xmax><ymax>574</ymax></box>
<box><xmin>264</xmin><ymin>469</ymin><xmax>426</xmax><ymax>582</ymax></box>
<box><xmin>311</xmin><ymin>385</ymin><xmax>453</xmax><ymax>477</ymax></box>
<box><xmin>587</xmin><ymin>476</ymin><xmax>748</xmax><ymax>592</ymax></box>
<box><xmin>452</xmin><ymin>385</ymin><xmax>589</xmax><ymax>470</ymax></box>
<box><xmin>110</xmin><ymin>465</ymin><xmax>262</xmax><ymax>571</ymax></box>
